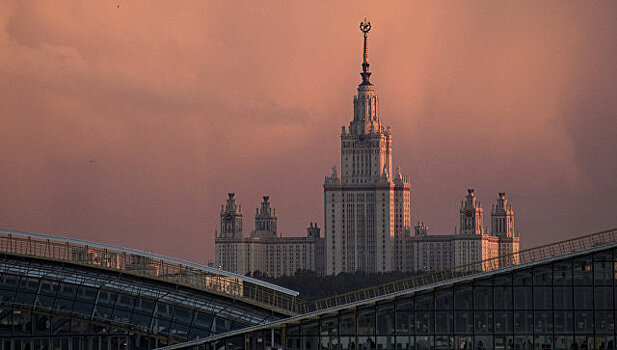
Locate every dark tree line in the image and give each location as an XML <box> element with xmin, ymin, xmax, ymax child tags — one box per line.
<box><xmin>247</xmin><ymin>270</ymin><xmax>421</xmax><ymax>301</ymax></box>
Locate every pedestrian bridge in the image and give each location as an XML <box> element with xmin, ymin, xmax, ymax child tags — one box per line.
<box><xmin>160</xmin><ymin>227</ymin><xmax>617</xmax><ymax>350</ymax></box>
<box><xmin>0</xmin><ymin>230</ymin><xmax>302</xmax><ymax>348</ymax></box>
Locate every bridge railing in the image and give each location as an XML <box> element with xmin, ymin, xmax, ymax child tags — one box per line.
<box><xmin>306</xmin><ymin>227</ymin><xmax>617</xmax><ymax>313</ymax></box>
<box><xmin>0</xmin><ymin>230</ymin><xmax>303</xmax><ymax>316</ymax></box>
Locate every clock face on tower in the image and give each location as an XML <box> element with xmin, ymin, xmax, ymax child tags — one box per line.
<box><xmin>225</xmin><ymin>213</ymin><xmax>233</xmax><ymax>221</ymax></box>
<box><xmin>465</xmin><ymin>209</ymin><xmax>474</xmax><ymax>218</ymax></box>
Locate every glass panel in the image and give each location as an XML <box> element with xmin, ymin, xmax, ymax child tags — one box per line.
<box><xmin>339</xmin><ymin>312</ymin><xmax>355</xmax><ymax>335</ymax></box>
<box><xmin>474</xmin><ymin>311</ymin><xmax>493</xmax><ymax>334</ymax></box>
<box><xmin>53</xmin><ymin>298</ymin><xmax>73</xmax><ymax>313</ymax></box>
<box><xmin>474</xmin><ymin>336</ymin><xmax>493</xmax><ymax>350</ymax></box>
<box><xmin>595</xmin><ymin>311</ymin><xmax>615</xmax><ymax>334</ymax></box>
<box><xmin>193</xmin><ymin>311</ymin><xmax>213</xmax><ymax>330</ymax></box>
<box><xmin>513</xmin><ymin>270</ymin><xmax>532</xmax><ymax>286</ymax></box>
<box><xmin>396</xmin><ymin>310</ymin><xmax>414</xmax><ymax>336</ymax></box>
<box><xmin>415</xmin><ymin>312</ymin><xmax>434</xmax><ymax>334</ymax></box>
<box><xmin>534</xmin><ymin>311</ymin><xmax>552</xmax><ymax>333</ymax></box>
<box><xmin>112</xmin><ymin>306</ymin><xmax>132</xmax><ymax>323</ymax></box>
<box><xmin>435</xmin><ymin>311</ymin><xmax>452</xmax><ymax>334</ymax></box>
<box><xmin>376</xmin><ymin>336</ymin><xmax>393</xmax><ymax>350</ymax></box>
<box><xmin>454</xmin><ymin>285</ymin><xmax>472</xmax><ymax>310</ymax></box>
<box><xmin>574</xmin><ymin>256</ymin><xmax>593</xmax><ymax>285</ymax></box>
<box><xmin>320</xmin><ymin>316</ymin><xmax>338</xmax><ymax>337</ymax></box>
<box><xmin>553</xmin><ymin>286</ymin><xmax>572</xmax><ymax>310</ymax></box>
<box><xmin>0</xmin><ymin>274</ymin><xmax>19</xmax><ymax>290</ymax></box>
<box><xmin>533</xmin><ymin>286</ymin><xmax>552</xmax><ymax>309</ymax></box>
<box><xmin>595</xmin><ymin>336</ymin><xmax>614</xmax><ymax>350</ymax></box>
<box><xmin>533</xmin><ymin>264</ymin><xmax>552</xmax><ymax>285</ymax></box>
<box><xmin>152</xmin><ymin>318</ymin><xmax>171</xmax><ymax>336</ymax></box>
<box><xmin>13</xmin><ymin>310</ymin><xmax>31</xmax><ymax>336</ymax></box>
<box><xmin>513</xmin><ymin>336</ymin><xmax>532</xmax><ymax>350</ymax></box>
<box><xmin>376</xmin><ymin>304</ymin><xmax>393</xmax><ymax>335</ymax></box>
<box><xmin>494</xmin><ymin>285</ymin><xmax>512</xmax><ymax>310</ymax></box>
<box><xmin>553</xmin><ymin>260</ymin><xmax>572</xmax><ymax>285</ymax></box>
<box><xmin>534</xmin><ymin>336</ymin><xmax>552</xmax><ymax>350</ymax></box>
<box><xmin>595</xmin><ymin>286</ymin><xmax>613</xmax><ymax>309</ymax></box>
<box><xmin>134</xmin><ymin>297</ymin><xmax>155</xmax><ymax>315</ymax></box>
<box><xmin>493</xmin><ymin>336</ymin><xmax>513</xmax><ymax>350</ymax></box>
<box><xmin>155</xmin><ymin>302</ymin><xmax>173</xmax><ymax>320</ymax></box>
<box><xmin>513</xmin><ymin>286</ymin><xmax>532</xmax><ymax>309</ymax></box>
<box><xmin>212</xmin><ymin>317</ymin><xmax>232</xmax><ymax>334</ymax></box>
<box><xmin>93</xmin><ymin>304</ymin><xmax>114</xmax><ymax>320</ymax></box>
<box><xmin>359</xmin><ymin>336</ymin><xmax>376</xmax><ymax>350</ymax></box>
<box><xmin>574</xmin><ymin>287</ymin><xmax>593</xmax><ymax>309</ymax></box>
<box><xmin>494</xmin><ymin>275</ymin><xmax>511</xmax><ymax>286</ymax></box>
<box><xmin>75</xmin><ymin>285</ymin><xmax>97</xmax><ymax>302</ymax></box>
<box><xmin>395</xmin><ymin>336</ymin><xmax>414</xmax><ymax>350</ymax></box>
<box><xmin>33</xmin><ymin>313</ymin><xmax>50</xmax><ymax>335</ymax></box>
<box><xmin>339</xmin><ymin>336</ymin><xmax>356</xmax><ymax>350</ymax></box>
<box><xmin>97</xmin><ymin>290</ymin><xmax>117</xmax><ymax>307</ymax></box>
<box><xmin>435</xmin><ymin>290</ymin><xmax>453</xmax><ymax>310</ymax></box>
<box><xmin>300</xmin><ymin>321</ymin><xmax>319</xmax><ymax>350</ymax></box>
<box><xmin>473</xmin><ymin>286</ymin><xmax>492</xmax><ymax>310</ymax></box>
<box><xmin>415</xmin><ymin>294</ymin><xmax>434</xmax><ymax>310</ymax></box>
<box><xmin>35</xmin><ymin>295</ymin><xmax>55</xmax><ymax>311</ymax></box>
<box><xmin>416</xmin><ymin>336</ymin><xmax>433</xmax><ymax>350</ymax></box>
<box><xmin>434</xmin><ymin>335</ymin><xmax>453</xmax><ymax>350</ymax></box>
<box><xmin>38</xmin><ymin>279</ymin><xmax>58</xmax><ymax>296</ymax></box>
<box><xmin>71</xmin><ymin>319</ymin><xmax>89</xmax><ymax>333</ymax></box>
<box><xmin>456</xmin><ymin>336</ymin><xmax>473</xmax><ymax>350</ymax></box>
<box><xmin>51</xmin><ymin>316</ymin><xmax>71</xmax><ymax>334</ymax></box>
<box><xmin>575</xmin><ymin>336</ymin><xmax>594</xmax><ymax>350</ymax></box>
<box><xmin>555</xmin><ymin>336</ymin><xmax>574</xmax><ymax>350</ymax></box>
<box><xmin>116</xmin><ymin>294</ymin><xmax>135</xmax><ymax>311</ymax></box>
<box><xmin>357</xmin><ymin>308</ymin><xmax>375</xmax><ymax>335</ymax></box>
<box><xmin>173</xmin><ymin>307</ymin><xmax>192</xmax><ymax>325</ymax></box>
<box><xmin>73</xmin><ymin>301</ymin><xmax>94</xmax><ymax>317</ymax></box>
<box><xmin>554</xmin><ymin>311</ymin><xmax>574</xmax><ymax>334</ymax></box>
<box><xmin>513</xmin><ymin>311</ymin><xmax>533</xmax><ymax>333</ymax></box>
<box><xmin>454</xmin><ymin>311</ymin><xmax>473</xmax><ymax>334</ymax></box>
<box><xmin>169</xmin><ymin>322</ymin><xmax>189</xmax><ymax>340</ymax></box>
<box><xmin>0</xmin><ymin>288</ymin><xmax>15</xmax><ymax>303</ymax></box>
<box><xmin>131</xmin><ymin>312</ymin><xmax>152</xmax><ymax>331</ymax></box>
<box><xmin>396</xmin><ymin>298</ymin><xmax>414</xmax><ymax>336</ymax></box>
<box><xmin>594</xmin><ymin>252</ymin><xmax>614</xmax><ymax>285</ymax></box>
<box><xmin>18</xmin><ymin>277</ymin><xmax>40</xmax><ymax>293</ymax></box>
<box><xmin>575</xmin><ymin>311</ymin><xmax>594</xmax><ymax>333</ymax></box>
<box><xmin>494</xmin><ymin>311</ymin><xmax>512</xmax><ymax>334</ymax></box>
<box><xmin>14</xmin><ymin>292</ymin><xmax>36</xmax><ymax>307</ymax></box>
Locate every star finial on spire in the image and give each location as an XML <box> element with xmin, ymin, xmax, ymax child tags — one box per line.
<box><xmin>359</xmin><ymin>18</ymin><xmax>372</xmax><ymax>86</ymax></box>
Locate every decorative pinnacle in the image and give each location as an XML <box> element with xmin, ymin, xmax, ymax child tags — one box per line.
<box><xmin>359</xmin><ymin>18</ymin><xmax>372</xmax><ymax>86</ymax></box>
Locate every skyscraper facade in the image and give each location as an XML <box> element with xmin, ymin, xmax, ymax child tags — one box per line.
<box><xmin>324</xmin><ymin>20</ymin><xmax>411</xmax><ymax>275</ymax></box>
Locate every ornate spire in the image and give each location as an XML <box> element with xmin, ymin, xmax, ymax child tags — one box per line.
<box><xmin>359</xmin><ymin>18</ymin><xmax>372</xmax><ymax>86</ymax></box>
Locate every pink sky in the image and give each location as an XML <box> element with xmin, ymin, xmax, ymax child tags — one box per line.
<box><xmin>1</xmin><ymin>1</ymin><xmax>616</xmax><ymax>264</ymax></box>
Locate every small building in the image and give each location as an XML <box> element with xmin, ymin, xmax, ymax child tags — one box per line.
<box><xmin>215</xmin><ymin>194</ymin><xmax>325</xmax><ymax>278</ymax></box>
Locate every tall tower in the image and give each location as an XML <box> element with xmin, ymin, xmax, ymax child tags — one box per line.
<box><xmin>459</xmin><ymin>189</ymin><xmax>484</xmax><ymax>235</ymax></box>
<box><xmin>215</xmin><ymin>193</ymin><xmax>245</xmax><ymax>275</ymax></box>
<box><xmin>252</xmin><ymin>196</ymin><xmax>277</xmax><ymax>238</ymax></box>
<box><xmin>491</xmin><ymin>192</ymin><xmax>520</xmax><ymax>267</ymax></box>
<box><xmin>218</xmin><ymin>193</ymin><xmax>243</xmax><ymax>239</ymax></box>
<box><xmin>491</xmin><ymin>193</ymin><xmax>515</xmax><ymax>237</ymax></box>
<box><xmin>324</xmin><ymin>20</ymin><xmax>411</xmax><ymax>275</ymax></box>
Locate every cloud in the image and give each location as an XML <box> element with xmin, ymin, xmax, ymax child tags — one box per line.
<box><xmin>1</xmin><ymin>1</ymin><xmax>616</xmax><ymax>262</ymax></box>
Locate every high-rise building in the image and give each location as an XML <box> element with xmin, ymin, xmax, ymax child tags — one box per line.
<box><xmin>324</xmin><ymin>20</ymin><xmax>411</xmax><ymax>274</ymax></box>
<box><xmin>215</xmin><ymin>194</ymin><xmax>325</xmax><ymax>277</ymax></box>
